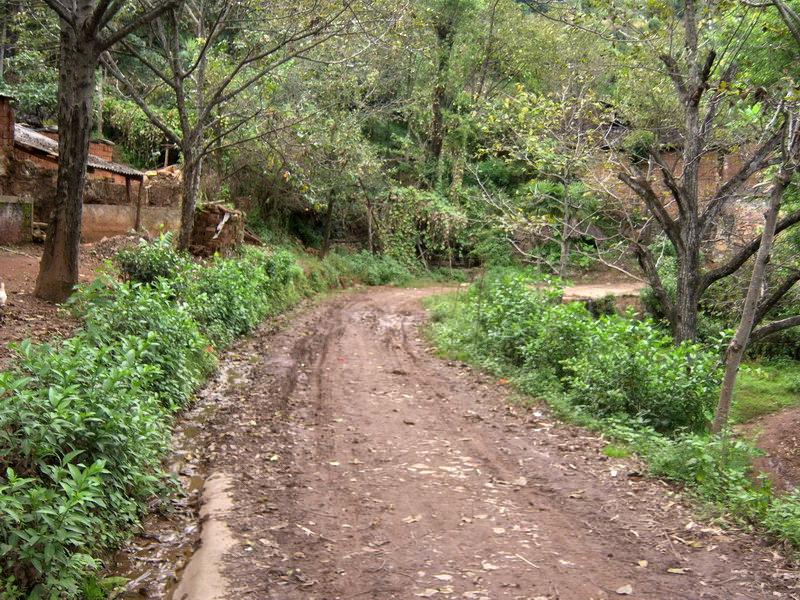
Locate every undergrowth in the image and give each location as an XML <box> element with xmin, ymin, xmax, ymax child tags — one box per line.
<box><xmin>0</xmin><ymin>235</ymin><xmax>416</xmax><ymax>599</ymax></box>
<box><xmin>425</xmin><ymin>267</ymin><xmax>800</xmax><ymax>550</ymax></box>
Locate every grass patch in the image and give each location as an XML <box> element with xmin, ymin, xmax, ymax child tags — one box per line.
<box><xmin>602</xmin><ymin>445</ymin><xmax>632</xmax><ymax>458</ymax></box>
<box><xmin>732</xmin><ymin>360</ymin><xmax>800</xmax><ymax>423</ymax></box>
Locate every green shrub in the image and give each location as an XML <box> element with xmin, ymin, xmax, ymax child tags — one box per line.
<box><xmin>648</xmin><ymin>434</ymin><xmax>761</xmax><ymax>497</ymax></box>
<box><xmin>563</xmin><ymin>318</ymin><xmax>720</xmax><ymax>432</ymax></box>
<box><xmin>71</xmin><ymin>278</ymin><xmax>215</xmax><ymax>410</ymax></box>
<box><xmin>456</xmin><ymin>268</ymin><xmax>719</xmax><ymax>432</ymax></box>
<box><xmin>115</xmin><ymin>234</ymin><xmax>191</xmax><ymax>285</ymax></box>
<box><xmin>764</xmin><ymin>491</ymin><xmax>800</xmax><ymax>546</ymax></box>
<box><xmin>181</xmin><ymin>254</ymin><xmax>270</xmax><ymax>347</ymax></box>
<box><xmin>324</xmin><ymin>251</ymin><xmax>414</xmax><ymax>286</ymax></box>
<box><xmin>0</xmin><ymin>334</ymin><xmax>173</xmax><ymax>596</ymax></box>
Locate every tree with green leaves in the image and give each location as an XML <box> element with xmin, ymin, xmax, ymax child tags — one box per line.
<box><xmin>35</xmin><ymin>0</ymin><xmax>178</xmax><ymax>302</ymax></box>
<box><xmin>103</xmin><ymin>0</ymin><xmax>361</xmax><ymax>249</ymax></box>
<box><xmin>475</xmin><ymin>82</ymin><xmax>611</xmax><ymax>275</ymax></box>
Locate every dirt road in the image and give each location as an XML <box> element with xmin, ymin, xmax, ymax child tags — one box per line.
<box><xmin>119</xmin><ymin>287</ymin><xmax>798</xmax><ymax>600</ymax></box>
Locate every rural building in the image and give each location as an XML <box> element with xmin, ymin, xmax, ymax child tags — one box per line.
<box><xmin>0</xmin><ymin>93</ymin><xmax>181</xmax><ymax>243</ymax></box>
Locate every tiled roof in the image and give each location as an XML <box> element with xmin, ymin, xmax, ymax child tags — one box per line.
<box><xmin>13</xmin><ymin>124</ymin><xmax>143</xmax><ymax>179</ymax></box>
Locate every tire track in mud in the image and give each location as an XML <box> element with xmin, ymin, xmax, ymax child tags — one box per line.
<box><xmin>114</xmin><ymin>288</ymin><xmax>799</xmax><ymax>600</ymax></box>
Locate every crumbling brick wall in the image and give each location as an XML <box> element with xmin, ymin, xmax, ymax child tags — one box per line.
<box><xmin>190</xmin><ymin>203</ymin><xmax>244</xmax><ymax>256</ymax></box>
<box><xmin>0</xmin><ymin>96</ymin><xmax>14</xmax><ymax>180</ymax></box>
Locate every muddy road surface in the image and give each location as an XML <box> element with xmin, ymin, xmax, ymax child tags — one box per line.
<box><xmin>116</xmin><ymin>287</ymin><xmax>798</xmax><ymax>600</ymax></box>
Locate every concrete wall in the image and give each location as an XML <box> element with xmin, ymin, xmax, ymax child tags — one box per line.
<box><xmin>0</xmin><ymin>196</ymin><xmax>33</xmax><ymax>243</ymax></box>
<box><xmin>82</xmin><ymin>204</ymin><xmax>180</xmax><ymax>242</ymax></box>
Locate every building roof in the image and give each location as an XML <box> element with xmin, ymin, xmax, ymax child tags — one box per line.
<box><xmin>13</xmin><ymin>123</ymin><xmax>143</xmax><ymax>179</ymax></box>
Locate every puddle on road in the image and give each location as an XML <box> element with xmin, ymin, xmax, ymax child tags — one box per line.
<box><xmin>106</xmin><ymin>361</ymin><xmax>253</xmax><ymax>599</ymax></box>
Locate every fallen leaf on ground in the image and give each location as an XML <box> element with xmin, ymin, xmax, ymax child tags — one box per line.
<box><xmin>434</xmin><ymin>574</ymin><xmax>453</xmax><ymax>581</ymax></box>
<box><xmin>667</xmin><ymin>567</ymin><xmax>688</xmax><ymax>574</ymax></box>
<box><xmin>637</xmin><ymin>560</ymin><xmax>648</xmax><ymax>568</ymax></box>
<box><xmin>402</xmin><ymin>514</ymin><xmax>422</xmax><ymax>524</ymax></box>
<box><xmin>481</xmin><ymin>561</ymin><xmax>499</xmax><ymax>571</ymax></box>
<box><xmin>616</xmin><ymin>584</ymin><xmax>633</xmax><ymax>595</ymax></box>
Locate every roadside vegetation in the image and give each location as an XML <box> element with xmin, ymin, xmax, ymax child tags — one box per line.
<box><xmin>0</xmin><ymin>236</ymin><xmax>413</xmax><ymax>598</ymax></box>
<box><xmin>426</xmin><ymin>268</ymin><xmax>800</xmax><ymax>549</ymax></box>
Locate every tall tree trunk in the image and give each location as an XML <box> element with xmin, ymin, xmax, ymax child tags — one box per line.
<box><xmin>34</xmin><ymin>28</ymin><xmax>95</xmax><ymax>302</ymax></box>
<box><xmin>558</xmin><ymin>190</ymin><xmax>571</xmax><ymax>278</ymax></box>
<box><xmin>429</xmin><ymin>72</ymin><xmax>446</xmax><ymax>162</ymax></box>
<box><xmin>429</xmin><ymin>24</ymin><xmax>454</xmax><ymax>163</ymax></box>
<box><xmin>449</xmin><ymin>147</ymin><xmax>465</xmax><ymax>202</ymax></box>
<box><xmin>366</xmin><ymin>199</ymin><xmax>374</xmax><ymax>254</ymax></box>
<box><xmin>0</xmin><ymin>3</ymin><xmax>7</xmax><ymax>82</ymax></box>
<box><xmin>673</xmin><ymin>246</ymin><xmax>701</xmax><ymax>343</ymax></box>
<box><xmin>672</xmin><ymin>0</ymin><xmax>702</xmax><ymax>343</ymax></box>
<box><xmin>178</xmin><ymin>149</ymin><xmax>202</xmax><ymax>250</ymax></box>
<box><xmin>321</xmin><ymin>193</ymin><xmax>336</xmax><ymax>257</ymax></box>
<box><xmin>474</xmin><ymin>0</ymin><xmax>499</xmax><ymax>101</ymax></box>
<box><xmin>713</xmin><ymin>166</ymin><xmax>792</xmax><ymax>433</ymax></box>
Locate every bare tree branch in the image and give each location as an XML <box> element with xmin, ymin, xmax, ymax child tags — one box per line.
<box><xmin>701</xmin><ymin>207</ymin><xmax>800</xmax><ymax>292</ymax></box>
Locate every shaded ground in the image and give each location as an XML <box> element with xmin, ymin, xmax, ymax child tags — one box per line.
<box><xmin>114</xmin><ymin>287</ymin><xmax>798</xmax><ymax>600</ymax></box>
<box><xmin>0</xmin><ymin>236</ymin><xmax>139</xmax><ymax>367</ymax></box>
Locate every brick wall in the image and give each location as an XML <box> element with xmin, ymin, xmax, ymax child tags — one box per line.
<box><xmin>190</xmin><ymin>203</ymin><xmax>244</xmax><ymax>256</ymax></box>
<box><xmin>34</xmin><ymin>131</ymin><xmax>116</xmax><ymax>165</ymax></box>
<box><xmin>89</xmin><ymin>141</ymin><xmax>115</xmax><ymax>162</ymax></box>
<box><xmin>585</xmin><ymin>149</ymin><xmax>765</xmax><ymax>259</ymax></box>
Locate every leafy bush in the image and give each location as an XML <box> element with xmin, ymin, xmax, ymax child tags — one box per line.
<box><xmin>764</xmin><ymin>491</ymin><xmax>800</xmax><ymax>546</ymax></box>
<box><xmin>115</xmin><ymin>234</ymin><xmax>191</xmax><ymax>285</ymax></box>
<box><xmin>320</xmin><ymin>251</ymin><xmax>414</xmax><ymax>287</ymax></box>
<box><xmin>72</xmin><ymin>278</ymin><xmax>216</xmax><ymax>409</ymax></box>
<box><xmin>0</xmin><ymin>334</ymin><xmax>175</xmax><ymax>597</ymax></box>
<box><xmin>300</xmin><ymin>251</ymin><xmax>415</xmax><ymax>291</ymax></box>
<box><xmin>450</xmin><ymin>268</ymin><xmax>720</xmax><ymax>431</ymax></box>
<box><xmin>563</xmin><ymin>318</ymin><xmax>719</xmax><ymax>432</ymax></box>
<box><xmin>648</xmin><ymin>433</ymin><xmax>762</xmax><ymax>498</ymax></box>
